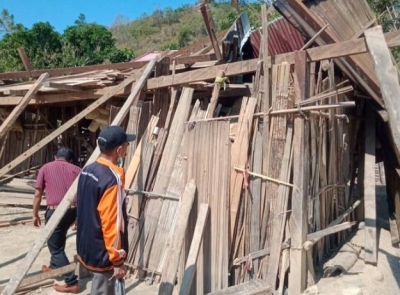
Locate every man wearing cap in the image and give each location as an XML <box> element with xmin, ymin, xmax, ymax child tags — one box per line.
<box><xmin>33</xmin><ymin>147</ymin><xmax>81</xmax><ymax>293</ymax></box>
<box><xmin>76</xmin><ymin>126</ymin><xmax>135</xmax><ymax>295</ymax></box>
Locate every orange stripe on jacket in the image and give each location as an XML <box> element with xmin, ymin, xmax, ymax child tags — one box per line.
<box><xmin>97</xmin><ymin>184</ymin><xmax>126</xmax><ymax>266</ymax></box>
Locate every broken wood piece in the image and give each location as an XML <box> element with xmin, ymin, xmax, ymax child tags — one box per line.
<box><xmin>301</xmin><ymin>24</ymin><xmax>329</xmax><ymax>50</ymax></box>
<box><xmin>323</xmin><ymin>241</ymin><xmax>361</xmax><ymax>277</ymax></box>
<box><xmin>17</xmin><ymin>48</ymin><xmax>33</xmax><ymax>77</ymax></box>
<box><xmin>44</xmin><ymin>81</ymin><xmax>83</xmax><ymax>91</ymax></box>
<box><xmin>205</xmin><ymin>279</ymin><xmax>271</xmax><ymax>295</ymax></box>
<box><xmin>233</xmin><ymin>242</ymin><xmax>290</xmax><ymax>266</ymax></box>
<box><xmin>159</xmin><ymin>180</ymin><xmax>196</xmax><ymax>295</ymax></box>
<box><xmin>0</xmin><ymin>263</ymin><xmax>76</xmax><ymax>293</ymax></box>
<box><xmin>304</xmin><ymin>222</ymin><xmax>357</xmax><ymax>248</ymax></box>
<box><xmin>207</xmin><ymin>70</ymin><xmax>225</xmax><ymax>118</ymax></box>
<box><xmin>0</xmin><ymin>59</ymin><xmax>157</xmax><ymax>295</ymax></box>
<box><xmin>179</xmin><ymin>203</ymin><xmax>209</xmax><ymax>295</ymax></box>
<box><xmin>199</xmin><ymin>2</ymin><xmax>222</xmax><ymax>61</ymax></box>
<box><xmin>0</xmin><ymin>73</ymin><xmax>48</xmax><ymax>140</ymax></box>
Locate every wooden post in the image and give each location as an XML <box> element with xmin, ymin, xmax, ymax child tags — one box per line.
<box><xmin>0</xmin><ymin>59</ymin><xmax>157</xmax><ymax>295</ymax></box>
<box><xmin>199</xmin><ymin>2</ymin><xmax>222</xmax><ymax>61</ymax></box>
<box><xmin>289</xmin><ymin>51</ymin><xmax>308</xmax><ymax>295</ymax></box>
<box><xmin>17</xmin><ymin>48</ymin><xmax>33</xmax><ymax>77</ymax></box>
<box><xmin>0</xmin><ymin>73</ymin><xmax>48</xmax><ymax>140</ymax></box>
<box><xmin>365</xmin><ymin>26</ymin><xmax>400</xmax><ymax>163</ymax></box>
<box><xmin>179</xmin><ymin>204</ymin><xmax>209</xmax><ymax>295</ymax></box>
<box><xmin>364</xmin><ymin>104</ymin><xmax>377</xmax><ymax>265</ymax></box>
<box><xmin>159</xmin><ymin>180</ymin><xmax>196</xmax><ymax>295</ymax></box>
<box><xmin>207</xmin><ymin>70</ymin><xmax>225</xmax><ymax>118</ymax></box>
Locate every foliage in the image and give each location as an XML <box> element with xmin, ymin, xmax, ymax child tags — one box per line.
<box><xmin>366</xmin><ymin>0</ymin><xmax>400</xmax><ymax>63</ymax></box>
<box><xmin>0</xmin><ymin>10</ymin><xmax>135</xmax><ymax>73</ymax></box>
<box><xmin>110</xmin><ymin>1</ymin><xmax>276</xmax><ymax>56</ymax></box>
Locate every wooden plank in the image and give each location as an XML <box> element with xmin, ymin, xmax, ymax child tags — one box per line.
<box><xmin>146</xmin><ymin>30</ymin><xmax>400</xmax><ymax>90</ymax></box>
<box><xmin>175</xmin><ymin>54</ymin><xmax>216</xmax><ymax>65</ymax></box>
<box><xmin>0</xmin><ymin>63</ymin><xmax>151</xmax><ymax>178</ymax></box>
<box><xmin>43</xmin><ymin>81</ymin><xmax>83</xmax><ymax>91</ymax></box>
<box><xmin>230</xmin><ymin>97</ymin><xmax>257</xmax><ymax>241</ymax></box>
<box><xmin>364</xmin><ymin>104</ymin><xmax>377</xmax><ymax>265</ymax></box>
<box><xmin>0</xmin><ymin>59</ymin><xmax>157</xmax><ymax>295</ymax></box>
<box><xmin>17</xmin><ymin>48</ymin><xmax>33</xmax><ymax>76</ymax></box>
<box><xmin>179</xmin><ymin>203</ymin><xmax>209</xmax><ymax>295</ymax></box>
<box><xmin>199</xmin><ymin>2</ymin><xmax>222</xmax><ymax>60</ymax></box>
<box><xmin>0</xmin><ymin>73</ymin><xmax>48</xmax><ymax>140</ymax></box>
<box><xmin>266</xmin><ymin>125</ymin><xmax>293</xmax><ymax>288</ymax></box>
<box><xmin>306</xmin><ymin>222</ymin><xmax>356</xmax><ymax>242</ymax></box>
<box><xmin>365</xmin><ymin>26</ymin><xmax>400</xmax><ymax>162</ymax></box>
<box><xmin>0</xmin><ymin>264</ymin><xmax>76</xmax><ymax>293</ymax></box>
<box><xmin>250</xmin><ymin>131</ymin><xmax>262</xmax><ymax>274</ymax></box>
<box><xmin>207</xmin><ymin>70</ymin><xmax>224</xmax><ymax>118</ymax></box>
<box><xmin>206</xmin><ymin>279</ymin><xmax>271</xmax><ymax>295</ymax></box>
<box><xmin>289</xmin><ymin>51</ymin><xmax>308</xmax><ymax>294</ymax></box>
<box><xmin>159</xmin><ymin>180</ymin><xmax>196</xmax><ymax>295</ymax></box>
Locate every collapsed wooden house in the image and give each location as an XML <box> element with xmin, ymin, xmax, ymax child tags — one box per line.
<box><xmin>1</xmin><ymin>0</ymin><xmax>400</xmax><ymax>295</ymax></box>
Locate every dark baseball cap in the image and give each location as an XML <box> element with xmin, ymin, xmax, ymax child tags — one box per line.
<box><xmin>97</xmin><ymin>126</ymin><xmax>136</xmax><ymax>151</ymax></box>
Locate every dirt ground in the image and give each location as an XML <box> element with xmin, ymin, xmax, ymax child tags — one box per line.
<box><xmin>0</xmin><ymin>206</ymin><xmax>159</xmax><ymax>295</ymax></box>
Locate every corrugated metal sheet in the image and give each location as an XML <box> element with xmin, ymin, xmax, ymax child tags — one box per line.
<box><xmin>249</xmin><ymin>17</ymin><xmax>306</xmax><ymax>58</ymax></box>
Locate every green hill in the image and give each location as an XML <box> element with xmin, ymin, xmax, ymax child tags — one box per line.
<box><xmin>109</xmin><ymin>1</ymin><xmax>266</xmax><ymax>57</ymax></box>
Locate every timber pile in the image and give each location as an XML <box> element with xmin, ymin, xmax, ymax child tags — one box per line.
<box><xmin>2</xmin><ymin>1</ymin><xmax>400</xmax><ymax>295</ymax></box>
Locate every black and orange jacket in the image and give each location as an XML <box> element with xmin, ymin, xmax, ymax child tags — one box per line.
<box><xmin>76</xmin><ymin>157</ymin><xmax>129</xmax><ymax>272</ymax></box>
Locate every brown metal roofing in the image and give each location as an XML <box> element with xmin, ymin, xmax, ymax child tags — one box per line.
<box><xmin>249</xmin><ymin>17</ymin><xmax>306</xmax><ymax>59</ymax></box>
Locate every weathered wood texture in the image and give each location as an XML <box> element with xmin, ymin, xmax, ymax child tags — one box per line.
<box><xmin>365</xmin><ymin>26</ymin><xmax>400</xmax><ymax>162</ymax></box>
<box><xmin>179</xmin><ymin>204</ymin><xmax>209</xmax><ymax>295</ymax></box>
<box><xmin>186</xmin><ymin>120</ymin><xmax>230</xmax><ymax>294</ymax></box>
<box><xmin>205</xmin><ymin>279</ymin><xmax>271</xmax><ymax>295</ymax></box>
<box><xmin>289</xmin><ymin>51</ymin><xmax>308</xmax><ymax>295</ymax></box>
<box><xmin>159</xmin><ymin>180</ymin><xmax>196</xmax><ymax>295</ymax></box>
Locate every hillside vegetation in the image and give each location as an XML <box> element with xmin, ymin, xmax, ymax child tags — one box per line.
<box><xmin>109</xmin><ymin>0</ymin><xmax>267</xmax><ymax>56</ymax></box>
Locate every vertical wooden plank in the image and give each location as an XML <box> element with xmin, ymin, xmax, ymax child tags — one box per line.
<box><xmin>179</xmin><ymin>204</ymin><xmax>209</xmax><ymax>295</ymax></box>
<box><xmin>250</xmin><ymin>131</ymin><xmax>262</xmax><ymax>275</ymax></box>
<box><xmin>159</xmin><ymin>180</ymin><xmax>196</xmax><ymax>295</ymax></box>
<box><xmin>207</xmin><ymin>70</ymin><xmax>225</xmax><ymax>118</ymax></box>
<box><xmin>289</xmin><ymin>51</ymin><xmax>308</xmax><ymax>295</ymax></box>
<box><xmin>364</xmin><ymin>104</ymin><xmax>377</xmax><ymax>264</ymax></box>
<box><xmin>199</xmin><ymin>2</ymin><xmax>222</xmax><ymax>61</ymax></box>
<box><xmin>17</xmin><ymin>48</ymin><xmax>33</xmax><ymax>76</ymax></box>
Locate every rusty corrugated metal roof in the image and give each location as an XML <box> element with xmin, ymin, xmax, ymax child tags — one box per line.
<box><xmin>249</xmin><ymin>17</ymin><xmax>306</xmax><ymax>58</ymax></box>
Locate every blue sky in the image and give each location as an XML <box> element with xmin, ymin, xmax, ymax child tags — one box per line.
<box><xmin>2</xmin><ymin>0</ymin><xmax>197</xmax><ymax>32</ymax></box>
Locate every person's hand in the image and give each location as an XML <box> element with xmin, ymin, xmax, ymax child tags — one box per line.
<box><xmin>113</xmin><ymin>265</ymin><xmax>126</xmax><ymax>279</ymax></box>
<box><xmin>71</xmin><ymin>220</ymin><xmax>77</xmax><ymax>231</ymax></box>
<box><xmin>32</xmin><ymin>215</ymin><xmax>41</xmax><ymax>227</ymax></box>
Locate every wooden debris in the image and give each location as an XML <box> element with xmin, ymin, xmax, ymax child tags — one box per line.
<box><xmin>206</xmin><ymin>279</ymin><xmax>271</xmax><ymax>295</ymax></box>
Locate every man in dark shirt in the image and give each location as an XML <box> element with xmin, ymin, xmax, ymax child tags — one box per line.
<box><xmin>77</xmin><ymin>126</ymin><xmax>134</xmax><ymax>295</ymax></box>
<box><xmin>33</xmin><ymin>147</ymin><xmax>81</xmax><ymax>293</ymax></box>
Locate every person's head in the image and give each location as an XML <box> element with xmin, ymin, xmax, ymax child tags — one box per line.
<box><xmin>97</xmin><ymin>126</ymin><xmax>136</xmax><ymax>164</ymax></box>
<box><xmin>55</xmin><ymin>147</ymin><xmax>74</xmax><ymax>163</ymax></box>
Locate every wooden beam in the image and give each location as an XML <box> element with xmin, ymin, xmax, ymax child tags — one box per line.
<box><xmin>289</xmin><ymin>51</ymin><xmax>308</xmax><ymax>294</ymax></box>
<box><xmin>146</xmin><ymin>31</ymin><xmax>400</xmax><ymax>90</ymax></box>
<box><xmin>0</xmin><ymin>60</ymin><xmax>148</xmax><ymax>80</ymax></box>
<box><xmin>44</xmin><ymin>81</ymin><xmax>84</xmax><ymax>92</ymax></box>
<box><xmin>206</xmin><ymin>70</ymin><xmax>224</xmax><ymax>118</ymax></box>
<box><xmin>365</xmin><ymin>26</ymin><xmax>400</xmax><ymax>163</ymax></box>
<box><xmin>199</xmin><ymin>2</ymin><xmax>222</xmax><ymax>60</ymax></box>
<box><xmin>175</xmin><ymin>53</ymin><xmax>216</xmax><ymax>65</ymax></box>
<box><xmin>364</xmin><ymin>104</ymin><xmax>377</xmax><ymax>265</ymax></box>
<box><xmin>0</xmin><ymin>263</ymin><xmax>76</xmax><ymax>293</ymax></box>
<box><xmin>179</xmin><ymin>203</ymin><xmax>209</xmax><ymax>295</ymax></box>
<box><xmin>159</xmin><ymin>180</ymin><xmax>196</xmax><ymax>295</ymax></box>
<box><xmin>17</xmin><ymin>48</ymin><xmax>33</xmax><ymax>77</ymax></box>
<box><xmin>0</xmin><ymin>59</ymin><xmax>157</xmax><ymax>295</ymax></box>
<box><xmin>0</xmin><ymin>73</ymin><xmax>48</xmax><ymax>140</ymax></box>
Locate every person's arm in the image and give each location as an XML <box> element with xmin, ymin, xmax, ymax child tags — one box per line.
<box><xmin>33</xmin><ymin>169</ymin><xmax>45</xmax><ymax>227</ymax></box>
